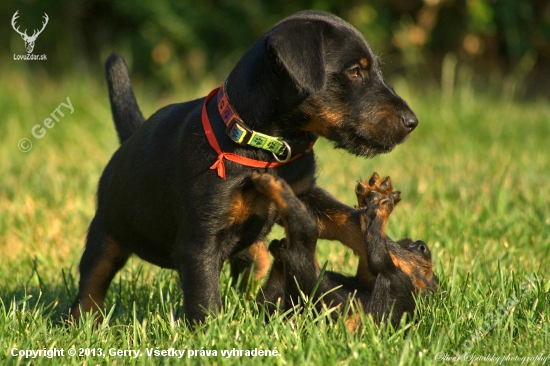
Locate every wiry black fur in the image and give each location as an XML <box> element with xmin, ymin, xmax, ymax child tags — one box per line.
<box><xmin>71</xmin><ymin>10</ymin><xmax>418</xmax><ymax>324</ymax></box>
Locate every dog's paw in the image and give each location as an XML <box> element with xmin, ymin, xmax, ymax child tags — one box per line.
<box><xmin>355</xmin><ymin>173</ymin><xmax>401</xmax><ymax>209</ymax></box>
<box><xmin>251</xmin><ymin>172</ymin><xmax>277</xmax><ymax>195</ymax></box>
<box><xmin>251</xmin><ymin>172</ymin><xmax>297</xmax><ymax>213</ymax></box>
<box><xmin>251</xmin><ymin>172</ymin><xmax>289</xmax><ymax>198</ymax></box>
<box><xmin>365</xmin><ymin>190</ymin><xmax>401</xmax><ymax>221</ymax></box>
<box><xmin>268</xmin><ymin>238</ymin><xmax>287</xmax><ymax>262</ymax></box>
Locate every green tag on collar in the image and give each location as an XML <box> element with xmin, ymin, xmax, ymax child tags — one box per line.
<box><xmin>248</xmin><ymin>131</ymin><xmax>285</xmax><ymax>155</ymax></box>
<box><xmin>226</xmin><ymin>118</ymin><xmax>286</xmax><ymax>155</ymax></box>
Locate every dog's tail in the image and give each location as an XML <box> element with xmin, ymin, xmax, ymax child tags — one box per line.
<box><xmin>105</xmin><ymin>53</ymin><xmax>145</xmax><ymax>144</ymax></box>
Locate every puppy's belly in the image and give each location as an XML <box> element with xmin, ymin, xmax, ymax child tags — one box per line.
<box><xmin>133</xmin><ymin>245</ymin><xmax>175</xmax><ymax>269</ymax></box>
<box><xmin>107</xmin><ymin>222</ymin><xmax>177</xmax><ymax>268</ymax></box>
<box><xmin>105</xmin><ymin>206</ymin><xmax>276</xmax><ymax>270</ymax></box>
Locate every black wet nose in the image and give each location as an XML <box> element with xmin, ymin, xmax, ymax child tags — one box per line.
<box><xmin>402</xmin><ymin>113</ymin><xmax>418</xmax><ymax>132</ymax></box>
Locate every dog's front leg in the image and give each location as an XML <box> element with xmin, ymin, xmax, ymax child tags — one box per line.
<box><xmin>299</xmin><ymin>186</ymin><xmax>376</xmax><ymax>289</ymax></box>
<box><xmin>173</xmin><ymin>240</ymin><xmax>223</xmax><ymax>324</ymax></box>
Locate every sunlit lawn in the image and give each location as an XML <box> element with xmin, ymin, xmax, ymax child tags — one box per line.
<box><xmin>1</xmin><ymin>64</ymin><xmax>549</xmax><ymax>365</ymax></box>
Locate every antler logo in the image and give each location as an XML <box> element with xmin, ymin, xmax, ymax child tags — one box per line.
<box><xmin>11</xmin><ymin>10</ymin><xmax>49</xmax><ymax>54</ymax></box>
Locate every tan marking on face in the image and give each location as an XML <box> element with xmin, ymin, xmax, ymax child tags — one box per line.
<box><xmin>422</xmin><ymin>262</ymin><xmax>433</xmax><ymax>280</ymax></box>
<box><xmin>303</xmin><ymin>105</ymin><xmax>345</xmax><ymax>137</ymax></box>
<box><xmin>389</xmin><ymin>249</ymin><xmax>435</xmax><ymax>292</ymax></box>
<box><xmin>419</xmin><ymin>262</ymin><xmax>436</xmax><ymax>292</ymax></box>
<box><xmin>389</xmin><ymin>250</ymin><xmax>414</xmax><ymax>278</ymax></box>
<box><xmin>359</xmin><ymin>57</ymin><xmax>368</xmax><ymax>68</ymax></box>
<box><xmin>414</xmin><ymin>277</ymin><xmax>427</xmax><ymax>292</ymax></box>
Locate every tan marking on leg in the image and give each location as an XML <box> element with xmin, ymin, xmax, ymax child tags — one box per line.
<box><xmin>228</xmin><ymin>190</ymin><xmax>251</xmax><ymax>225</ymax></box>
<box><xmin>345</xmin><ymin>311</ymin><xmax>362</xmax><ymax>333</ymax></box>
<box><xmin>72</xmin><ymin>236</ymin><xmax>129</xmax><ymax>322</ymax></box>
<box><xmin>376</xmin><ymin>201</ymin><xmax>391</xmax><ymax>233</ymax></box>
<box><xmin>356</xmin><ymin>256</ymin><xmax>376</xmax><ymax>289</ymax></box>
<box><xmin>251</xmin><ymin>173</ymin><xmax>293</xmax><ymax>213</ymax></box>
<box><xmin>248</xmin><ymin>241</ymin><xmax>271</xmax><ymax>280</ymax></box>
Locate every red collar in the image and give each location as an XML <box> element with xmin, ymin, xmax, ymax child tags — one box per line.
<box><xmin>202</xmin><ymin>88</ymin><xmax>303</xmax><ymax>180</ymax></box>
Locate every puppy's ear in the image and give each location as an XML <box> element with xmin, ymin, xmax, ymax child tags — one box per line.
<box><xmin>268</xmin><ymin>21</ymin><xmax>326</xmax><ymax>95</ymax></box>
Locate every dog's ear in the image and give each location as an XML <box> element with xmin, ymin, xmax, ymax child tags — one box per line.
<box><xmin>268</xmin><ymin>21</ymin><xmax>326</xmax><ymax>95</ymax></box>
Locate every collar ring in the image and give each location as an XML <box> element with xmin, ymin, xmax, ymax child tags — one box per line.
<box><xmin>272</xmin><ymin>141</ymin><xmax>292</xmax><ymax>163</ymax></box>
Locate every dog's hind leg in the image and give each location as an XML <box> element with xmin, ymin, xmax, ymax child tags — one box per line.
<box><xmin>70</xmin><ymin>215</ymin><xmax>130</xmax><ymax>323</ymax></box>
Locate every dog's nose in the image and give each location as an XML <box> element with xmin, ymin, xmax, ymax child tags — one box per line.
<box><xmin>402</xmin><ymin>113</ymin><xmax>418</xmax><ymax>132</ymax></box>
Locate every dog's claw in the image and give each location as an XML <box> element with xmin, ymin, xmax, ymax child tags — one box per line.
<box><xmin>379</xmin><ymin>177</ymin><xmax>392</xmax><ymax>192</ymax></box>
<box><xmin>390</xmin><ymin>191</ymin><xmax>401</xmax><ymax>204</ymax></box>
<box><xmin>356</xmin><ymin>173</ymin><xmax>401</xmax><ymax>209</ymax></box>
<box><xmin>368</xmin><ymin>172</ymin><xmax>379</xmax><ymax>187</ymax></box>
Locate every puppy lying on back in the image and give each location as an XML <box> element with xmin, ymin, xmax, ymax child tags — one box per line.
<box><xmin>253</xmin><ymin>172</ymin><xmax>438</xmax><ymax>329</ymax></box>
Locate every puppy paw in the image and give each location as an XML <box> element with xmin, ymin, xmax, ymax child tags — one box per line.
<box><xmin>251</xmin><ymin>172</ymin><xmax>279</xmax><ymax>196</ymax></box>
<box><xmin>251</xmin><ymin>172</ymin><xmax>298</xmax><ymax>214</ymax></box>
<box><xmin>365</xmin><ymin>190</ymin><xmax>400</xmax><ymax>222</ymax></box>
<box><xmin>355</xmin><ymin>173</ymin><xmax>401</xmax><ymax>209</ymax></box>
<box><xmin>268</xmin><ymin>238</ymin><xmax>287</xmax><ymax>262</ymax></box>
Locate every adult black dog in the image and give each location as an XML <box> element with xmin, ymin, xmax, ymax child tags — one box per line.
<box><xmin>70</xmin><ymin>10</ymin><xmax>418</xmax><ymax>323</ymax></box>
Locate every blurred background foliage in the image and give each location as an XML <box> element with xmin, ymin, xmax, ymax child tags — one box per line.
<box><xmin>1</xmin><ymin>0</ymin><xmax>549</xmax><ymax>97</ymax></box>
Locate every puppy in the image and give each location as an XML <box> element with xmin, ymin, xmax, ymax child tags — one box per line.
<box><xmin>71</xmin><ymin>10</ymin><xmax>418</xmax><ymax>323</ymax></box>
<box><xmin>254</xmin><ymin>172</ymin><xmax>437</xmax><ymax>329</ymax></box>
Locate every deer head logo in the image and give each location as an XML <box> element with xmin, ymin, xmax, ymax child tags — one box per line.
<box><xmin>11</xmin><ymin>11</ymin><xmax>49</xmax><ymax>54</ymax></box>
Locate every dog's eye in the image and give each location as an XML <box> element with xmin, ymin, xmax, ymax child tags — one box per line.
<box><xmin>347</xmin><ymin>66</ymin><xmax>362</xmax><ymax>79</ymax></box>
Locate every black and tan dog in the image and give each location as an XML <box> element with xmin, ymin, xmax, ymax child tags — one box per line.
<box><xmin>255</xmin><ymin>172</ymin><xmax>437</xmax><ymax>329</ymax></box>
<box><xmin>70</xmin><ymin>10</ymin><xmax>418</xmax><ymax>323</ymax></box>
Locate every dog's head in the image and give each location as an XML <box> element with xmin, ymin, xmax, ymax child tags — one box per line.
<box><xmin>227</xmin><ymin>11</ymin><xmax>418</xmax><ymax>157</ymax></box>
<box><xmin>388</xmin><ymin>239</ymin><xmax>438</xmax><ymax>294</ymax></box>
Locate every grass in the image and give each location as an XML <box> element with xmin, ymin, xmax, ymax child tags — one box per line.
<box><xmin>1</xmin><ymin>62</ymin><xmax>549</xmax><ymax>365</ymax></box>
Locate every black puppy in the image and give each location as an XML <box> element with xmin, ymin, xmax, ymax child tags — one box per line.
<box><xmin>254</xmin><ymin>172</ymin><xmax>437</xmax><ymax>329</ymax></box>
<box><xmin>71</xmin><ymin>10</ymin><xmax>418</xmax><ymax>323</ymax></box>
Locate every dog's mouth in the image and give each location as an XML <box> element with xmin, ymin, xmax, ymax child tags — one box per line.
<box><xmin>300</xmin><ymin>100</ymin><xmax>414</xmax><ymax>157</ymax></box>
<box><xmin>328</xmin><ymin>124</ymin><xmax>405</xmax><ymax>157</ymax></box>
